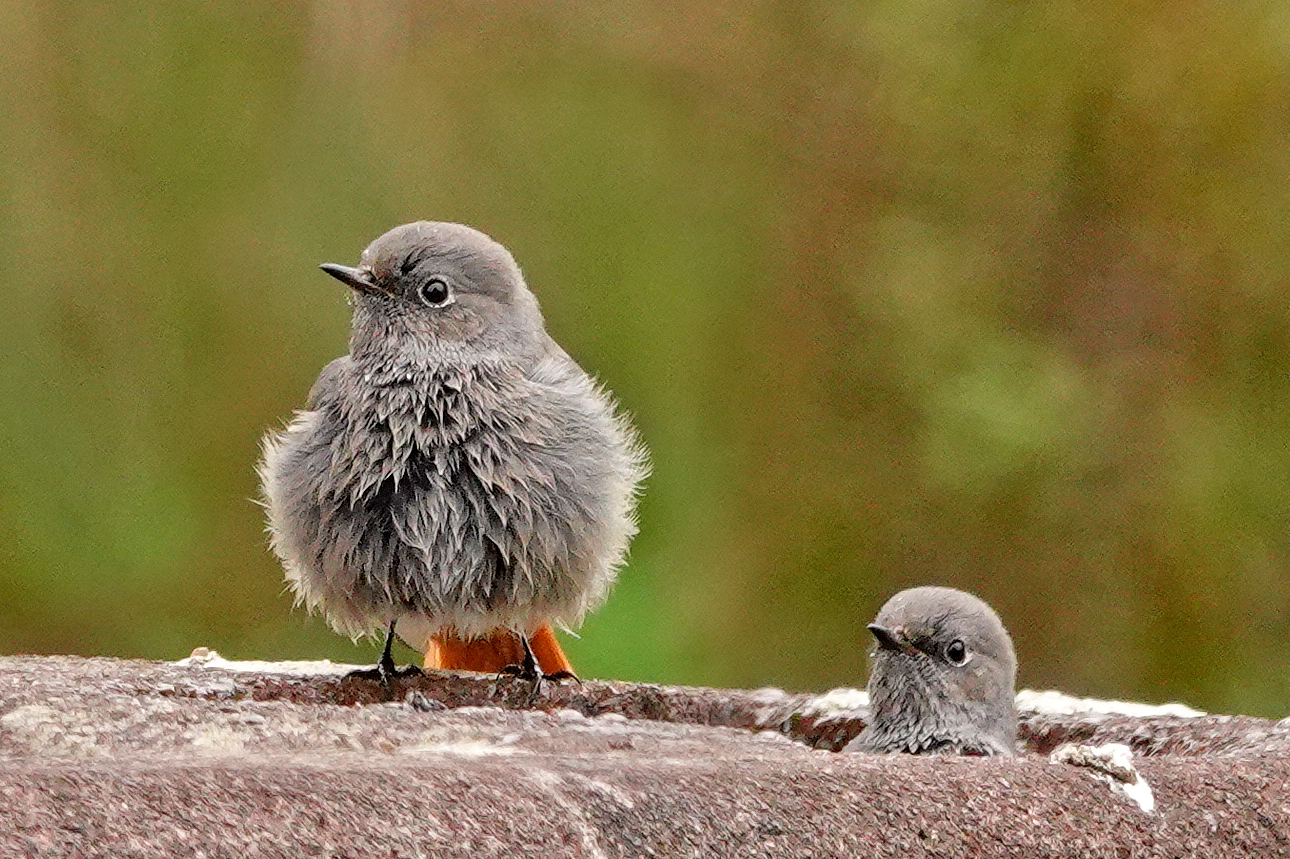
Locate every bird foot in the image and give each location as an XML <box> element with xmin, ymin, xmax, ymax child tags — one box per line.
<box><xmin>497</xmin><ymin>664</ymin><xmax>578</xmax><ymax>682</ymax></box>
<box><xmin>494</xmin><ymin>664</ymin><xmax>576</xmax><ymax>704</ymax></box>
<box><xmin>489</xmin><ymin>631</ymin><xmax>578</xmax><ymax>704</ymax></box>
<box><xmin>345</xmin><ymin>661</ymin><xmax>424</xmax><ymax>686</ymax></box>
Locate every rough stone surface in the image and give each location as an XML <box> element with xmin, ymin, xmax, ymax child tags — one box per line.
<box><xmin>1</xmin><ymin>654</ymin><xmax>1288</xmax><ymax>857</ymax></box>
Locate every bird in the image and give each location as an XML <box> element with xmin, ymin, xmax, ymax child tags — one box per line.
<box><xmin>847</xmin><ymin>586</ymin><xmax>1017</xmax><ymax>756</ymax></box>
<box><xmin>258</xmin><ymin>221</ymin><xmax>648</xmax><ymax>688</ymax></box>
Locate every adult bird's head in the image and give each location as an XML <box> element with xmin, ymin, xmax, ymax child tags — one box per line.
<box><xmin>320</xmin><ymin>221</ymin><xmax>547</xmax><ymax>360</ymax></box>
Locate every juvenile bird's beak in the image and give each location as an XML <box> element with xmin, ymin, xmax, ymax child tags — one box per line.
<box><xmin>320</xmin><ymin>263</ymin><xmax>386</xmax><ymax>296</ymax></box>
<box><xmin>868</xmin><ymin>623</ymin><xmax>918</xmax><ymax>655</ymax></box>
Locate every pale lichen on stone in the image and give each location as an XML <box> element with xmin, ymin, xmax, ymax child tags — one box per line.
<box><xmin>1051</xmin><ymin>742</ymin><xmax>1156</xmax><ymax>814</ymax></box>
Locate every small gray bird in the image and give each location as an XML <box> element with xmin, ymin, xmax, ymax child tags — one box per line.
<box><xmin>848</xmin><ymin>586</ymin><xmax>1017</xmax><ymax>756</ymax></box>
<box><xmin>258</xmin><ymin>222</ymin><xmax>647</xmax><ymax>685</ymax></box>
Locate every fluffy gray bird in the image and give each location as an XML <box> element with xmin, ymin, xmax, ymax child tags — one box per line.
<box><xmin>258</xmin><ymin>221</ymin><xmax>647</xmax><ymax>684</ymax></box>
<box><xmin>848</xmin><ymin>586</ymin><xmax>1017</xmax><ymax>756</ymax></box>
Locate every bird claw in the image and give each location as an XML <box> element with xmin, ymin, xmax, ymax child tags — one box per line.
<box><xmin>347</xmin><ymin>623</ymin><xmax>425</xmax><ymax>690</ymax></box>
<box><xmin>494</xmin><ymin>662</ymin><xmax>540</xmax><ymax>703</ymax></box>
<box><xmin>345</xmin><ymin>662</ymin><xmax>423</xmax><ymax>686</ymax></box>
<box><xmin>493</xmin><ymin>664</ymin><xmax>577</xmax><ymax>704</ymax></box>
<box><xmin>498</xmin><ymin>662</ymin><xmax>578</xmax><ymax>682</ymax></box>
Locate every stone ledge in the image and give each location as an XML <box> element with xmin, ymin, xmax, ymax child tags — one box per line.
<box><xmin>1</xmin><ymin>654</ymin><xmax>1287</xmax><ymax>857</ymax></box>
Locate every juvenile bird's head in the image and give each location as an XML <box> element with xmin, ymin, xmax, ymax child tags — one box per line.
<box><xmin>320</xmin><ymin>221</ymin><xmax>547</xmax><ymax>362</ymax></box>
<box><xmin>855</xmin><ymin>586</ymin><xmax>1017</xmax><ymax>756</ymax></box>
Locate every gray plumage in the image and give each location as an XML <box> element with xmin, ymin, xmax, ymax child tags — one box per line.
<box><xmin>848</xmin><ymin>586</ymin><xmax>1017</xmax><ymax>756</ymax></box>
<box><xmin>258</xmin><ymin>221</ymin><xmax>648</xmax><ymax>653</ymax></box>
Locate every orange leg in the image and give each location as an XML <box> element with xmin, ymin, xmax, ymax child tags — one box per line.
<box><xmin>425</xmin><ymin>624</ymin><xmax>574</xmax><ymax>676</ymax></box>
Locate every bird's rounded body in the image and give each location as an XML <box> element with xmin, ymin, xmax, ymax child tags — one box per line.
<box><xmin>259</xmin><ymin>222</ymin><xmax>646</xmax><ymax>654</ymax></box>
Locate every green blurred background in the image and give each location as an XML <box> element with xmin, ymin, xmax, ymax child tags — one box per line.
<box><xmin>3</xmin><ymin>2</ymin><xmax>1289</xmax><ymax>716</ymax></box>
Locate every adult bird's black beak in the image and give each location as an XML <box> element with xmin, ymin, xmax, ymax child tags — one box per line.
<box><xmin>320</xmin><ymin>263</ymin><xmax>386</xmax><ymax>296</ymax></box>
<box><xmin>868</xmin><ymin>623</ymin><xmax>918</xmax><ymax>655</ymax></box>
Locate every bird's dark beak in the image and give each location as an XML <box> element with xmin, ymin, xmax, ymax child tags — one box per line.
<box><xmin>320</xmin><ymin>263</ymin><xmax>386</xmax><ymax>296</ymax></box>
<box><xmin>868</xmin><ymin>623</ymin><xmax>918</xmax><ymax>655</ymax></box>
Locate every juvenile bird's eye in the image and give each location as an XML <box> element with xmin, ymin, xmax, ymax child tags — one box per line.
<box><xmin>418</xmin><ymin>277</ymin><xmax>451</xmax><ymax>307</ymax></box>
<box><xmin>946</xmin><ymin>639</ymin><xmax>968</xmax><ymax>666</ymax></box>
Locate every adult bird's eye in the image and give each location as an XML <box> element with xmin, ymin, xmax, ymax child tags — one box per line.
<box><xmin>945</xmin><ymin>639</ymin><xmax>968</xmax><ymax>666</ymax></box>
<box><xmin>418</xmin><ymin>277</ymin><xmax>451</xmax><ymax>307</ymax></box>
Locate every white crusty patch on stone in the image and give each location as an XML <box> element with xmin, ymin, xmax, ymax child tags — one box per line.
<box><xmin>0</xmin><ymin>704</ymin><xmax>102</xmax><ymax>756</ymax></box>
<box><xmin>1051</xmin><ymin>742</ymin><xmax>1156</xmax><ymax>814</ymax></box>
<box><xmin>174</xmin><ymin>647</ymin><xmax>361</xmax><ymax>676</ymax></box>
<box><xmin>743</xmin><ymin>686</ymin><xmax>802</xmax><ymax>725</ymax></box>
<box><xmin>1019</xmin><ymin>689</ymin><xmax>1205</xmax><ymax>718</ymax></box>
<box><xmin>405</xmin><ymin>739</ymin><xmax>521</xmax><ymax>757</ymax></box>
<box><xmin>798</xmin><ymin>687</ymin><xmax>870</xmax><ymax>718</ymax></box>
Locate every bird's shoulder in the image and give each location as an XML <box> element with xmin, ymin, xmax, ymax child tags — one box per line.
<box><xmin>523</xmin><ymin>335</ymin><xmax>593</xmax><ymax>391</ymax></box>
<box><xmin>306</xmin><ymin>356</ymin><xmax>354</xmax><ymax>410</ymax></box>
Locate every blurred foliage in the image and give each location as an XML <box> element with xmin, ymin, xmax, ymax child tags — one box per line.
<box><xmin>2</xmin><ymin>1</ymin><xmax>1289</xmax><ymax>716</ymax></box>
